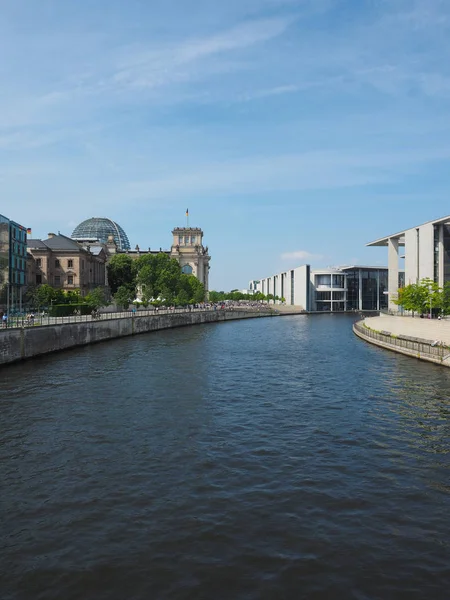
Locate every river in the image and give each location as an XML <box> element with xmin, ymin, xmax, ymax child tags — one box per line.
<box><xmin>1</xmin><ymin>315</ymin><xmax>449</xmax><ymax>599</ymax></box>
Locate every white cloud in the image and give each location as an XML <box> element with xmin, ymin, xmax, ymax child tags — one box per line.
<box><xmin>281</xmin><ymin>250</ymin><xmax>323</xmax><ymax>260</ymax></box>
<box><xmin>112</xmin><ymin>16</ymin><xmax>294</xmax><ymax>90</ymax></box>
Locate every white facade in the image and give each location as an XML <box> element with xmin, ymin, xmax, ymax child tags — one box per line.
<box><xmin>256</xmin><ymin>265</ymin><xmax>388</xmax><ymax>312</ymax></box>
<box><xmin>367</xmin><ymin>214</ymin><xmax>450</xmax><ymax>311</ymax></box>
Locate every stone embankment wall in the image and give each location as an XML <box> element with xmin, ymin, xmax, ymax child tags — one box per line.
<box><xmin>0</xmin><ymin>310</ymin><xmax>274</xmax><ymax>367</ymax></box>
<box><xmin>353</xmin><ymin>321</ymin><xmax>450</xmax><ymax>367</ymax></box>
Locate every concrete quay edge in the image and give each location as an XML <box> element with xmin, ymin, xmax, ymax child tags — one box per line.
<box><xmin>353</xmin><ymin>319</ymin><xmax>450</xmax><ymax>368</ymax></box>
<box><xmin>0</xmin><ymin>309</ymin><xmax>276</xmax><ymax>367</ymax></box>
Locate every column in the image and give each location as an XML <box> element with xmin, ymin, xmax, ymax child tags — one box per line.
<box><xmin>439</xmin><ymin>224</ymin><xmax>445</xmax><ymax>288</ymax></box>
<box><xmin>388</xmin><ymin>237</ymin><xmax>399</xmax><ymax>312</ymax></box>
<box><xmin>376</xmin><ymin>270</ymin><xmax>380</xmax><ymax>311</ymax></box>
<box><xmin>358</xmin><ymin>270</ymin><xmax>363</xmax><ymax>311</ymax></box>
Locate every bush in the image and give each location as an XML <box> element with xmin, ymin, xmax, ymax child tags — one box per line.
<box><xmin>49</xmin><ymin>303</ymin><xmax>93</xmax><ymax>317</ymax></box>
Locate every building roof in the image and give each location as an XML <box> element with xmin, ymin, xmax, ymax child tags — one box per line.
<box><xmin>28</xmin><ymin>234</ymin><xmax>97</xmax><ymax>253</ymax></box>
<box><xmin>44</xmin><ymin>234</ymin><xmax>83</xmax><ymax>251</ymax></box>
<box><xmin>367</xmin><ymin>214</ymin><xmax>450</xmax><ymax>247</ymax></box>
<box><xmin>27</xmin><ymin>239</ymin><xmax>48</xmax><ymax>250</ymax></box>
<box><xmin>339</xmin><ymin>265</ymin><xmax>388</xmax><ymax>271</ymax></box>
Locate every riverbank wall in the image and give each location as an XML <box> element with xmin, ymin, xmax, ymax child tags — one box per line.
<box><xmin>353</xmin><ymin>320</ymin><xmax>450</xmax><ymax>367</ymax></box>
<box><xmin>0</xmin><ymin>309</ymin><xmax>275</xmax><ymax>367</ymax></box>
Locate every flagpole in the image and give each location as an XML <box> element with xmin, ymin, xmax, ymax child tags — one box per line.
<box><xmin>186</xmin><ymin>208</ymin><xmax>189</xmax><ymax>228</ymax></box>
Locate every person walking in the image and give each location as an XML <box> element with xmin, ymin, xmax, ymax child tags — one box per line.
<box><xmin>2</xmin><ymin>313</ymin><xmax>8</xmax><ymax>328</ymax></box>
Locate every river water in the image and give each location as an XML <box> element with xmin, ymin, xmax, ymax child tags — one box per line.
<box><xmin>1</xmin><ymin>315</ymin><xmax>449</xmax><ymax>599</ymax></box>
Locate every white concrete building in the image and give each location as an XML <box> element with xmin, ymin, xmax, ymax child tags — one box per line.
<box><xmin>257</xmin><ymin>265</ymin><xmax>388</xmax><ymax>312</ymax></box>
<box><xmin>367</xmin><ymin>214</ymin><xmax>450</xmax><ymax>311</ymax></box>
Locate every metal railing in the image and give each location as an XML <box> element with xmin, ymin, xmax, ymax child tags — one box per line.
<box><xmin>354</xmin><ymin>321</ymin><xmax>448</xmax><ymax>360</ymax></box>
<box><xmin>1</xmin><ymin>305</ymin><xmax>275</xmax><ymax>330</ymax></box>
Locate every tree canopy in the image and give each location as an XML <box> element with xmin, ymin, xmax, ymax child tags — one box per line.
<box><xmin>208</xmin><ymin>290</ymin><xmax>280</xmax><ymax>303</ymax></box>
<box><xmin>112</xmin><ymin>252</ymin><xmax>206</xmax><ymax>306</ymax></box>
<box><xmin>395</xmin><ymin>278</ymin><xmax>449</xmax><ymax>315</ymax></box>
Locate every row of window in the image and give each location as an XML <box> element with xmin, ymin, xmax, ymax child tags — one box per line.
<box><xmin>34</xmin><ymin>275</ymin><xmax>76</xmax><ymax>285</ymax></box>
<box><xmin>36</xmin><ymin>258</ymin><xmax>77</xmax><ymax>269</ymax></box>
<box><xmin>10</xmin><ymin>271</ymin><xmax>25</xmax><ymax>285</ymax></box>
<box><xmin>178</xmin><ymin>236</ymin><xmax>197</xmax><ymax>245</ymax></box>
<box><xmin>11</xmin><ymin>227</ymin><xmax>26</xmax><ymax>242</ymax></box>
<box><xmin>12</xmin><ymin>242</ymin><xmax>27</xmax><ymax>257</ymax></box>
<box><xmin>11</xmin><ymin>256</ymin><xmax>26</xmax><ymax>271</ymax></box>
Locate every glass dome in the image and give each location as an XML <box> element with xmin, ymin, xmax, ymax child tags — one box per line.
<box><xmin>71</xmin><ymin>217</ymin><xmax>131</xmax><ymax>251</ymax></box>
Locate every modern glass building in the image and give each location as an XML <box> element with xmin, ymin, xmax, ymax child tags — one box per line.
<box><xmin>255</xmin><ymin>265</ymin><xmax>388</xmax><ymax>311</ymax></box>
<box><xmin>71</xmin><ymin>217</ymin><xmax>131</xmax><ymax>251</ymax></box>
<box><xmin>367</xmin><ymin>214</ymin><xmax>450</xmax><ymax>311</ymax></box>
<box><xmin>0</xmin><ymin>214</ymin><xmax>28</xmax><ymax>313</ymax></box>
<box><xmin>343</xmin><ymin>267</ymin><xmax>389</xmax><ymax>312</ymax></box>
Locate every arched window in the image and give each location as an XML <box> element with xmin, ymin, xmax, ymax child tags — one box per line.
<box><xmin>181</xmin><ymin>264</ymin><xmax>193</xmax><ymax>274</ymax></box>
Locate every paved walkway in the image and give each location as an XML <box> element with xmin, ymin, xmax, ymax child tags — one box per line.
<box><xmin>364</xmin><ymin>315</ymin><xmax>450</xmax><ymax>345</ymax></box>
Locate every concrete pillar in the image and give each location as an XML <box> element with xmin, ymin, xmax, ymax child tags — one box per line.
<box><xmin>376</xmin><ymin>270</ymin><xmax>380</xmax><ymax>311</ymax></box>
<box><xmin>388</xmin><ymin>237</ymin><xmax>399</xmax><ymax>312</ymax></box>
<box><xmin>439</xmin><ymin>224</ymin><xmax>444</xmax><ymax>287</ymax></box>
<box><xmin>330</xmin><ymin>273</ymin><xmax>333</xmax><ymax>312</ymax></box>
<box><xmin>358</xmin><ymin>270</ymin><xmax>363</xmax><ymax>311</ymax></box>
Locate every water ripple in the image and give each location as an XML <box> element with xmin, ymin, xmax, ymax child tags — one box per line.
<box><xmin>1</xmin><ymin>315</ymin><xmax>449</xmax><ymax>599</ymax></box>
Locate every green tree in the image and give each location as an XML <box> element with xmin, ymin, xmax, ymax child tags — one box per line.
<box><xmin>395</xmin><ymin>278</ymin><xmax>441</xmax><ymax>315</ymax></box>
<box><xmin>107</xmin><ymin>254</ymin><xmax>135</xmax><ymax>294</ymax></box>
<box><xmin>64</xmin><ymin>290</ymin><xmax>83</xmax><ymax>304</ymax></box>
<box><xmin>24</xmin><ymin>285</ymin><xmax>39</xmax><ymax>307</ymax></box>
<box><xmin>208</xmin><ymin>290</ymin><xmax>223</xmax><ymax>303</ymax></box>
<box><xmin>442</xmin><ymin>282</ymin><xmax>450</xmax><ymax>315</ymax></box>
<box><xmin>175</xmin><ymin>289</ymin><xmax>190</xmax><ymax>306</ymax></box>
<box><xmin>35</xmin><ymin>284</ymin><xmax>57</xmax><ymax>306</ymax></box>
<box><xmin>114</xmin><ymin>285</ymin><xmax>133</xmax><ymax>309</ymax></box>
<box><xmin>178</xmin><ymin>274</ymin><xmax>205</xmax><ymax>304</ymax></box>
<box><xmin>85</xmin><ymin>287</ymin><xmax>108</xmax><ymax>309</ymax></box>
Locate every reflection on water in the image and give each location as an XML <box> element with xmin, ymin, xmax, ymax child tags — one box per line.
<box><xmin>1</xmin><ymin>315</ymin><xmax>449</xmax><ymax>599</ymax></box>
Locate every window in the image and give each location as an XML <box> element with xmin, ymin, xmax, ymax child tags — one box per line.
<box><xmin>178</xmin><ymin>236</ymin><xmax>183</xmax><ymax>244</ymax></box>
<box><xmin>190</xmin><ymin>236</ymin><xmax>196</xmax><ymax>245</ymax></box>
<box><xmin>184</xmin><ymin>236</ymin><xmax>189</xmax><ymax>244</ymax></box>
<box><xmin>316</xmin><ymin>291</ymin><xmax>331</xmax><ymax>300</ymax></box>
<box><xmin>55</xmin><ymin>259</ymin><xmax>60</xmax><ymax>268</ymax></box>
<box><xmin>316</xmin><ymin>274</ymin><xmax>331</xmax><ymax>287</ymax></box>
<box><xmin>36</xmin><ymin>274</ymin><xmax>42</xmax><ymax>284</ymax></box>
<box><xmin>67</xmin><ymin>275</ymin><xmax>74</xmax><ymax>285</ymax></box>
<box><xmin>54</xmin><ymin>275</ymin><xmax>61</xmax><ymax>285</ymax></box>
<box><xmin>36</xmin><ymin>258</ymin><xmax>42</xmax><ymax>268</ymax></box>
<box><xmin>181</xmin><ymin>264</ymin><xmax>193</xmax><ymax>274</ymax></box>
<box><xmin>68</xmin><ymin>259</ymin><xmax>73</xmax><ymax>268</ymax></box>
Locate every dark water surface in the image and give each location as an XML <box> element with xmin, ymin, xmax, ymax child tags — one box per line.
<box><xmin>1</xmin><ymin>315</ymin><xmax>449</xmax><ymax>599</ymax></box>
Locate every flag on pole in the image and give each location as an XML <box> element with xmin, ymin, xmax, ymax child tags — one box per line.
<box><xmin>186</xmin><ymin>208</ymin><xmax>189</xmax><ymax>216</ymax></box>
<box><xmin>26</xmin><ymin>228</ymin><xmax>32</xmax><ymax>235</ymax></box>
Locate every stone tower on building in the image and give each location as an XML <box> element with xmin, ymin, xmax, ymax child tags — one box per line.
<box><xmin>170</xmin><ymin>227</ymin><xmax>210</xmax><ymax>292</ymax></box>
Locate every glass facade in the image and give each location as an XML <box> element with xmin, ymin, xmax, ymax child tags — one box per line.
<box><xmin>443</xmin><ymin>225</ymin><xmax>450</xmax><ymax>284</ymax></box>
<box><xmin>344</xmin><ymin>268</ymin><xmax>388</xmax><ymax>311</ymax></box>
<box><xmin>72</xmin><ymin>217</ymin><xmax>131</xmax><ymax>250</ymax></box>
<box><xmin>0</xmin><ymin>215</ymin><xmax>27</xmax><ymax>313</ymax></box>
<box><xmin>434</xmin><ymin>225</ymin><xmax>440</xmax><ymax>283</ymax></box>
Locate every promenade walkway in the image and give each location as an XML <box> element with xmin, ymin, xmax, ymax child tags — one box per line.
<box><xmin>364</xmin><ymin>315</ymin><xmax>450</xmax><ymax>345</ymax></box>
<box><xmin>1</xmin><ymin>304</ymin><xmax>276</xmax><ymax>331</ymax></box>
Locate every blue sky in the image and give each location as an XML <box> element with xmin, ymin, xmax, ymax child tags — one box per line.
<box><xmin>1</xmin><ymin>0</ymin><xmax>450</xmax><ymax>290</ymax></box>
